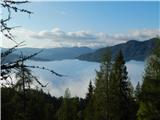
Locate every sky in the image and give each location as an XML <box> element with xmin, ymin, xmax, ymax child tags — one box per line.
<box><xmin>2</xmin><ymin>1</ymin><xmax>160</xmax><ymax>48</ymax></box>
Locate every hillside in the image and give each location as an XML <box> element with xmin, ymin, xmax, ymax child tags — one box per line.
<box><xmin>77</xmin><ymin>38</ymin><xmax>158</xmax><ymax>62</ymax></box>
<box><xmin>1</xmin><ymin>47</ymin><xmax>94</xmax><ymax>63</ymax></box>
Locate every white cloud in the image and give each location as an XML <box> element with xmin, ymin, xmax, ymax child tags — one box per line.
<box><xmin>24</xmin><ymin>59</ymin><xmax>144</xmax><ymax>98</ymax></box>
<box><xmin>25</xmin><ymin>59</ymin><xmax>99</xmax><ymax>98</ymax></box>
<box><xmin>31</xmin><ymin>28</ymin><xmax>96</xmax><ymax>41</ymax></box>
<box><xmin>2</xmin><ymin>28</ymin><xmax>160</xmax><ymax>48</ymax></box>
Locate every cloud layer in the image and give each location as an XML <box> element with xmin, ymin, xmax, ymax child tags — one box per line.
<box><xmin>2</xmin><ymin>28</ymin><xmax>160</xmax><ymax>48</ymax></box>
<box><xmin>25</xmin><ymin>59</ymin><xmax>144</xmax><ymax>98</ymax></box>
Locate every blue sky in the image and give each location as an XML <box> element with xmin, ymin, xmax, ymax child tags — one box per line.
<box><xmin>9</xmin><ymin>1</ymin><xmax>159</xmax><ymax>33</ymax></box>
<box><xmin>2</xmin><ymin>1</ymin><xmax>160</xmax><ymax>48</ymax></box>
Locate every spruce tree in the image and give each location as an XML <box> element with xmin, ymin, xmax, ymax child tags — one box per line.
<box><xmin>109</xmin><ymin>50</ymin><xmax>134</xmax><ymax>120</ymax></box>
<box><xmin>85</xmin><ymin>81</ymin><xmax>94</xmax><ymax>103</ymax></box>
<box><xmin>137</xmin><ymin>38</ymin><xmax>160</xmax><ymax>120</ymax></box>
<box><xmin>71</xmin><ymin>97</ymin><xmax>79</xmax><ymax>120</ymax></box>
<box><xmin>84</xmin><ymin>81</ymin><xmax>94</xmax><ymax>120</ymax></box>
<box><xmin>135</xmin><ymin>81</ymin><xmax>141</xmax><ymax>102</ymax></box>
<box><xmin>57</xmin><ymin>88</ymin><xmax>72</xmax><ymax>120</ymax></box>
<box><xmin>93</xmin><ymin>50</ymin><xmax>112</xmax><ymax>120</ymax></box>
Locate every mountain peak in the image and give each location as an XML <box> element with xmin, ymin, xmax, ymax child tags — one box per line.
<box><xmin>127</xmin><ymin>40</ymin><xmax>139</xmax><ymax>43</ymax></box>
<box><xmin>77</xmin><ymin>38</ymin><xmax>159</xmax><ymax>62</ymax></box>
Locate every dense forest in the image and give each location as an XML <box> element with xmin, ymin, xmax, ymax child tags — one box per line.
<box><xmin>1</xmin><ymin>1</ymin><xmax>160</xmax><ymax>120</ymax></box>
<box><xmin>1</xmin><ymin>39</ymin><xmax>160</xmax><ymax>120</ymax></box>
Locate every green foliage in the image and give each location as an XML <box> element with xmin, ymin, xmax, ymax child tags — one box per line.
<box><xmin>84</xmin><ymin>81</ymin><xmax>94</xmax><ymax>120</ymax></box>
<box><xmin>135</xmin><ymin>82</ymin><xmax>141</xmax><ymax>100</ymax></box>
<box><xmin>137</xmin><ymin>38</ymin><xmax>160</xmax><ymax>120</ymax></box>
<box><xmin>85</xmin><ymin>81</ymin><xmax>94</xmax><ymax>103</ymax></box>
<box><xmin>57</xmin><ymin>88</ymin><xmax>72</xmax><ymax>120</ymax></box>
<box><xmin>137</xmin><ymin>102</ymin><xmax>160</xmax><ymax>120</ymax></box>
<box><xmin>109</xmin><ymin>50</ymin><xmax>136</xmax><ymax>120</ymax></box>
<box><xmin>2</xmin><ymin>38</ymin><xmax>160</xmax><ymax>120</ymax></box>
<box><xmin>15</xmin><ymin>67</ymin><xmax>35</xmax><ymax>91</ymax></box>
<box><xmin>1</xmin><ymin>87</ymin><xmax>61</xmax><ymax>120</ymax></box>
<box><xmin>93</xmin><ymin>50</ymin><xmax>112</xmax><ymax>120</ymax></box>
<box><xmin>56</xmin><ymin>88</ymin><xmax>81</xmax><ymax>120</ymax></box>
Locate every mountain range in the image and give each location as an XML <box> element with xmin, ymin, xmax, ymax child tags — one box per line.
<box><xmin>77</xmin><ymin>38</ymin><xmax>158</xmax><ymax>62</ymax></box>
<box><xmin>1</xmin><ymin>47</ymin><xmax>94</xmax><ymax>63</ymax></box>
<box><xmin>1</xmin><ymin>38</ymin><xmax>158</xmax><ymax>63</ymax></box>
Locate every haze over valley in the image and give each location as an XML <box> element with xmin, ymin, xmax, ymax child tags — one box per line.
<box><xmin>1</xmin><ymin>1</ymin><xmax>160</xmax><ymax>120</ymax></box>
<box><xmin>3</xmin><ymin>38</ymin><xmax>153</xmax><ymax>97</ymax></box>
<box><xmin>25</xmin><ymin>59</ymin><xmax>145</xmax><ymax>97</ymax></box>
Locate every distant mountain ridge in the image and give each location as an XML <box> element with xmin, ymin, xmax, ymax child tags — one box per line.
<box><xmin>77</xmin><ymin>38</ymin><xmax>158</xmax><ymax>62</ymax></box>
<box><xmin>2</xmin><ymin>38</ymin><xmax>159</xmax><ymax>63</ymax></box>
<box><xmin>1</xmin><ymin>47</ymin><xmax>94</xmax><ymax>63</ymax></box>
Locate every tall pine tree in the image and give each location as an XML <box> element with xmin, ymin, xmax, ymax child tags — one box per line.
<box><xmin>56</xmin><ymin>88</ymin><xmax>72</xmax><ymax>120</ymax></box>
<box><xmin>137</xmin><ymin>38</ymin><xmax>160</xmax><ymax>120</ymax></box>
<box><xmin>84</xmin><ymin>81</ymin><xmax>94</xmax><ymax>120</ymax></box>
<box><xmin>109</xmin><ymin>50</ymin><xmax>134</xmax><ymax>120</ymax></box>
<box><xmin>93</xmin><ymin>50</ymin><xmax>112</xmax><ymax>120</ymax></box>
<box><xmin>135</xmin><ymin>81</ymin><xmax>141</xmax><ymax>102</ymax></box>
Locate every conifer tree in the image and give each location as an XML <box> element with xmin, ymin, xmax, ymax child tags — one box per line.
<box><xmin>109</xmin><ymin>50</ymin><xmax>134</xmax><ymax>120</ymax></box>
<box><xmin>135</xmin><ymin>81</ymin><xmax>141</xmax><ymax>102</ymax></box>
<box><xmin>57</xmin><ymin>88</ymin><xmax>72</xmax><ymax>120</ymax></box>
<box><xmin>93</xmin><ymin>50</ymin><xmax>112</xmax><ymax>120</ymax></box>
<box><xmin>137</xmin><ymin>39</ymin><xmax>160</xmax><ymax>120</ymax></box>
<box><xmin>85</xmin><ymin>81</ymin><xmax>94</xmax><ymax>103</ymax></box>
<box><xmin>84</xmin><ymin>81</ymin><xmax>94</xmax><ymax>120</ymax></box>
<box><xmin>71</xmin><ymin>97</ymin><xmax>79</xmax><ymax>120</ymax></box>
